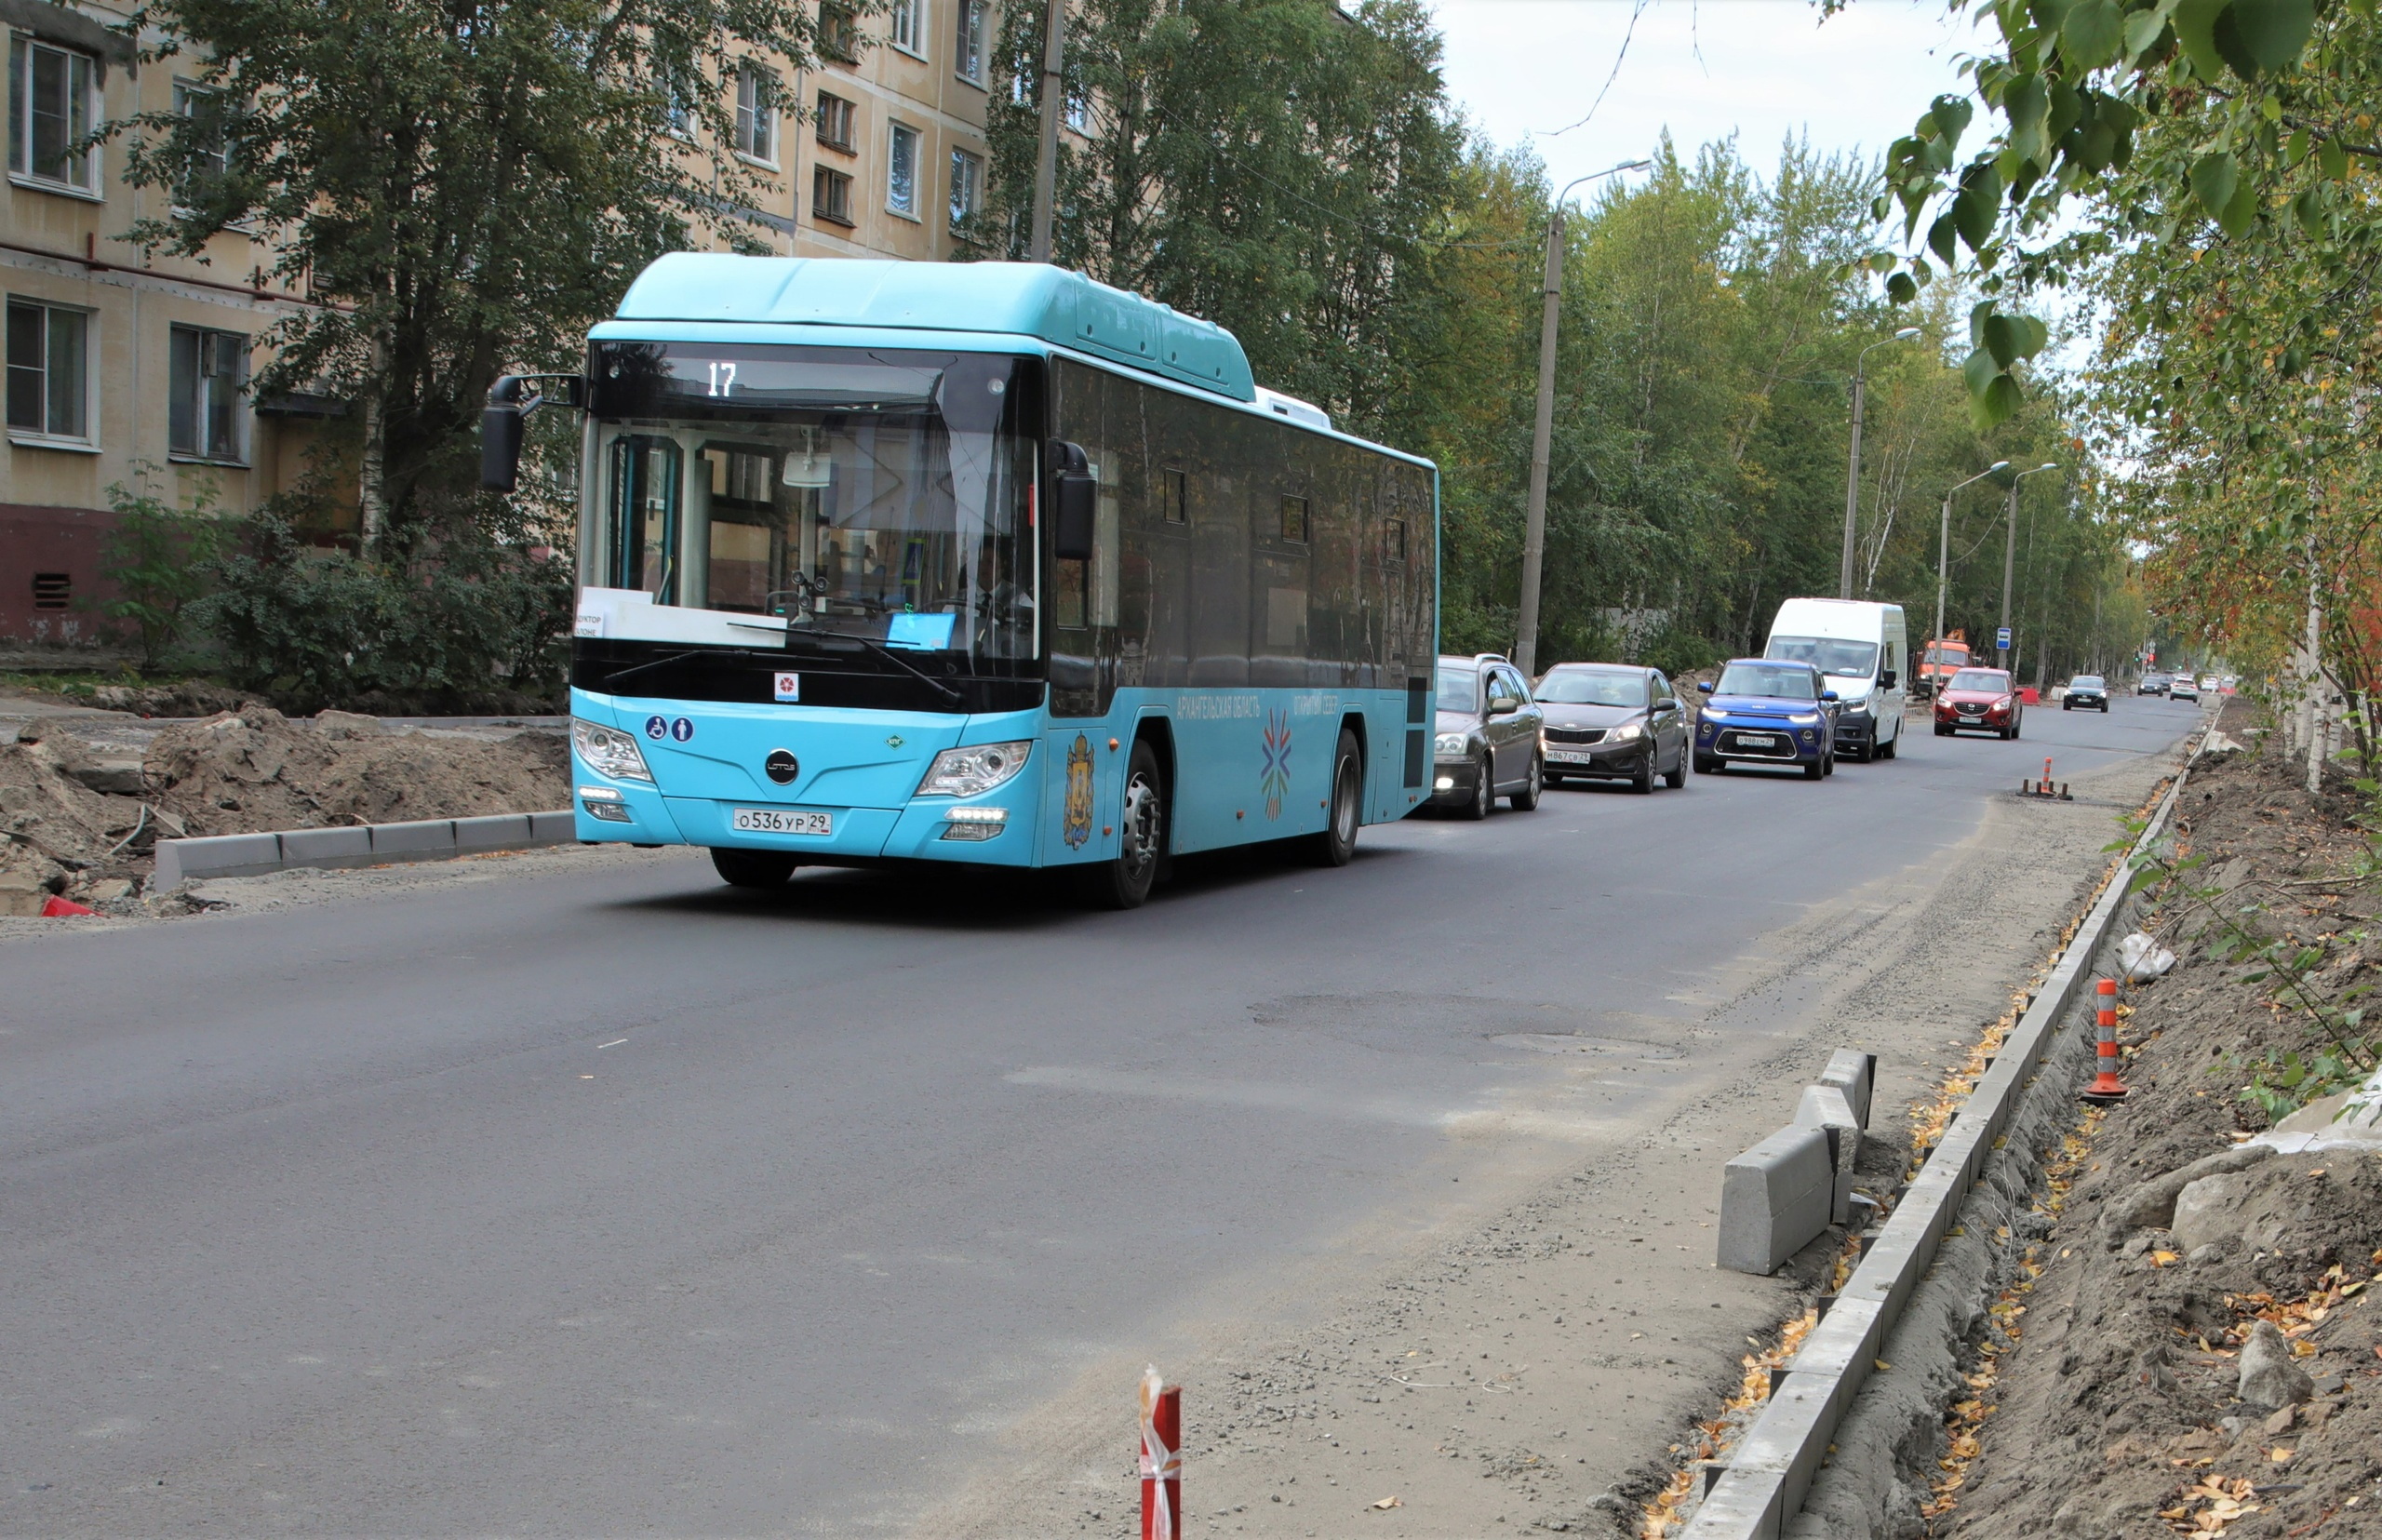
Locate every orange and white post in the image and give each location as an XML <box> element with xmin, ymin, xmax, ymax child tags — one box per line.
<box><xmin>1140</xmin><ymin>1367</ymin><xmax>1182</xmax><ymax>1540</ymax></box>
<box><xmin>2081</xmin><ymin>977</ymin><xmax>2129</xmax><ymax>1103</ymax></box>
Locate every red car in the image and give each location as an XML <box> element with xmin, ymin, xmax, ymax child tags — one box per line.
<box><xmin>1935</xmin><ymin>667</ymin><xmax>2024</xmax><ymax>740</ymax></box>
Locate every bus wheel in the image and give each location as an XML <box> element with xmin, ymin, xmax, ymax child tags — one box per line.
<box><xmin>1083</xmin><ymin>739</ymin><xmax>1166</xmax><ymax>909</ymax></box>
<box><xmin>1309</xmin><ymin>729</ymin><xmax>1363</xmax><ymax>866</ymax></box>
<box><xmin>711</xmin><ymin>848</ymin><xmax>797</xmax><ymax>888</ymax></box>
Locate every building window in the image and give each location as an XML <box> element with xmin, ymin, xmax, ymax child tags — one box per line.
<box><xmin>821</xmin><ymin>4</ymin><xmax>859</xmax><ymax>61</ymax></box>
<box><xmin>815</xmin><ymin>90</ymin><xmax>854</xmax><ymax>153</ymax></box>
<box><xmin>5</xmin><ymin>298</ymin><xmax>90</xmax><ymax>442</ymax></box>
<box><xmin>732</xmin><ymin>62</ymin><xmax>775</xmax><ymax>163</ymax></box>
<box><xmin>889</xmin><ymin>0</ymin><xmax>923</xmax><ymax>56</ymax></box>
<box><xmin>948</xmin><ymin>147</ymin><xmax>981</xmax><ymax>231</ymax></box>
<box><xmin>887</xmin><ymin>121</ymin><xmax>918</xmax><ymax>218</ymax></box>
<box><xmin>954</xmin><ymin>0</ymin><xmax>985</xmax><ymax>82</ymax></box>
<box><xmin>1158</xmin><ymin>467</ymin><xmax>1186</xmax><ymax>524</ymax></box>
<box><xmin>169</xmin><ymin>326</ymin><xmax>247</xmax><ymax>462</ymax></box>
<box><xmin>7</xmin><ymin>36</ymin><xmax>99</xmax><ymax>193</ymax></box>
<box><xmin>1066</xmin><ymin>87</ymin><xmax>1091</xmax><ymax>134</ymax></box>
<box><xmin>812</xmin><ymin>165</ymin><xmax>853</xmax><ymax>226</ymax></box>
<box><xmin>171</xmin><ymin>80</ymin><xmax>229</xmax><ymax>202</ymax></box>
<box><xmin>1279</xmin><ymin>494</ymin><xmax>1309</xmax><ymax>544</ymax></box>
<box><xmin>1384</xmin><ymin>517</ymin><xmax>1405</xmax><ymax>560</ymax></box>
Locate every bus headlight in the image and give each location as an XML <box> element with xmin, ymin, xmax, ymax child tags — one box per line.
<box><xmin>572</xmin><ymin>719</ymin><xmax>653</xmax><ymax>783</ymax></box>
<box><xmin>917</xmin><ymin>740</ymin><xmax>1033</xmax><ymax>797</ymax></box>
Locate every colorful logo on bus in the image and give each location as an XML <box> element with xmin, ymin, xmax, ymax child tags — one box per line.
<box><xmin>1260</xmin><ymin>710</ymin><xmax>1292</xmax><ymax>821</ymax></box>
<box><xmin>1063</xmin><ymin>734</ymin><xmax>1095</xmax><ymax>849</ymax></box>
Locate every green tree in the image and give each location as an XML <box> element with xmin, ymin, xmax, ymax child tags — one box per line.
<box><xmin>113</xmin><ymin>0</ymin><xmax>832</xmax><ymax>551</ymax></box>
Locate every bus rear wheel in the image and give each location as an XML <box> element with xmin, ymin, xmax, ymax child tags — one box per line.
<box><xmin>711</xmin><ymin>848</ymin><xmax>797</xmax><ymax>888</ymax></box>
<box><xmin>1308</xmin><ymin>729</ymin><xmax>1362</xmax><ymax>866</ymax></box>
<box><xmin>1081</xmin><ymin>738</ymin><xmax>1166</xmax><ymax>910</ymax></box>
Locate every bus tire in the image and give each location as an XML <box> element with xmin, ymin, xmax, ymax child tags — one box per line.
<box><xmin>1308</xmin><ymin>729</ymin><xmax>1362</xmax><ymax>866</ymax></box>
<box><xmin>711</xmin><ymin>848</ymin><xmax>797</xmax><ymax>888</ymax></box>
<box><xmin>1081</xmin><ymin>738</ymin><xmax>1166</xmax><ymax>910</ymax></box>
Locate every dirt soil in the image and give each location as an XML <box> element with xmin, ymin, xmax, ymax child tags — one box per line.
<box><xmin>1936</xmin><ymin>696</ymin><xmax>2382</xmax><ymax>1538</ymax></box>
<box><xmin>0</xmin><ymin>703</ymin><xmax>568</xmax><ymax>911</ymax></box>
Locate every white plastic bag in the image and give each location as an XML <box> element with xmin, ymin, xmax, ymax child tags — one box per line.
<box><xmin>2117</xmin><ymin>931</ymin><xmax>2175</xmax><ymax>983</ymax></box>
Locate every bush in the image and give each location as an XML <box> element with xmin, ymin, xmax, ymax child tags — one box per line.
<box><xmin>198</xmin><ymin>510</ymin><xmax>574</xmax><ymax>714</ymax></box>
<box><xmin>89</xmin><ymin>468</ymin><xmax>227</xmax><ymax>671</ymax></box>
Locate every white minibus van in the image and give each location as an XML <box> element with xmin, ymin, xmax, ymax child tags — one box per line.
<box><xmin>1762</xmin><ymin>598</ymin><xmax>1909</xmax><ymax>762</ymax></box>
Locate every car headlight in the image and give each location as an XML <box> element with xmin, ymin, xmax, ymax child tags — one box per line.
<box><xmin>916</xmin><ymin>739</ymin><xmax>1033</xmax><ymax>797</ymax></box>
<box><xmin>1434</xmin><ymin>731</ymin><xmax>1469</xmax><ymax>757</ymax></box>
<box><xmin>1701</xmin><ymin>709</ymin><xmax>1726</xmax><ymax>723</ymax></box>
<box><xmin>1607</xmin><ymin>721</ymin><xmax>1644</xmax><ymax>743</ymax></box>
<box><xmin>1788</xmin><ymin>712</ymin><xmax>1821</xmax><ymax>726</ymax></box>
<box><xmin>572</xmin><ymin>718</ymin><xmax>653</xmax><ymax>783</ymax></box>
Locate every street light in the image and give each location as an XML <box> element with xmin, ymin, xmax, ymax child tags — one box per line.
<box><xmin>1514</xmin><ymin>157</ymin><xmax>1652</xmax><ymax>676</ymax></box>
<box><xmin>1840</xmin><ymin>327</ymin><xmax>1924</xmax><ymax>599</ymax></box>
<box><xmin>1934</xmin><ymin>462</ymin><xmax>2011</xmax><ymax>663</ymax></box>
<box><xmin>2000</xmin><ymin>462</ymin><xmax>2060</xmax><ymax>663</ymax></box>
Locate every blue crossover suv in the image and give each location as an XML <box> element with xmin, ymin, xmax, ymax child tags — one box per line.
<box><xmin>1693</xmin><ymin>660</ymin><xmax>1840</xmax><ymax>780</ymax></box>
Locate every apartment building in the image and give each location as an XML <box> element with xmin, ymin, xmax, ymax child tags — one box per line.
<box><xmin>2</xmin><ymin>0</ymin><xmax>1038</xmax><ymax>645</ymax></box>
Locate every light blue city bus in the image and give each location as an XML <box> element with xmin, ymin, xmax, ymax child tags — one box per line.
<box><xmin>483</xmin><ymin>256</ymin><xmax>1439</xmax><ymax>907</ymax></box>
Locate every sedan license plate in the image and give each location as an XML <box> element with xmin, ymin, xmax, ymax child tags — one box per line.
<box><xmin>731</xmin><ymin>807</ymin><xmax>832</xmax><ymax>836</ymax></box>
<box><xmin>1734</xmin><ymin>733</ymin><xmax>1776</xmax><ymax>747</ymax></box>
<box><xmin>1547</xmin><ymin>749</ymin><xmax>1593</xmax><ymax>764</ymax></box>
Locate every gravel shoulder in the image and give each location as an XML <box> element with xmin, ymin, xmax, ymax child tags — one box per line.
<box><xmin>917</xmin><ymin>715</ymin><xmax>2191</xmax><ymax>1540</ymax></box>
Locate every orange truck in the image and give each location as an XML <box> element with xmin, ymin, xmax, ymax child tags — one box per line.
<box><xmin>1918</xmin><ymin>632</ymin><xmax>1970</xmax><ymax>697</ymax></box>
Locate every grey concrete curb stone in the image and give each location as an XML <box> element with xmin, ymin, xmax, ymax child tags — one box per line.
<box><xmin>1680</xmin><ymin>731</ymin><xmax>2202</xmax><ymax>1540</ymax></box>
<box><xmin>1819</xmin><ymin>1049</ymin><xmax>1877</xmax><ymax>1129</ymax></box>
<box><xmin>1718</xmin><ymin>1125</ymin><xmax>1835</xmax><ymax>1276</ymax></box>
<box><xmin>152</xmin><ymin>809</ymin><xmax>575</xmax><ymax>890</ymax></box>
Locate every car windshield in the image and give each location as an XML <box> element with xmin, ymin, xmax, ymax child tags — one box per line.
<box><xmin>1765</xmin><ymin>636</ymin><xmax>1880</xmax><ymax>676</ymax></box>
<box><xmin>1436</xmin><ymin>668</ymin><xmax>1479</xmax><ymax>713</ymax></box>
<box><xmin>1715</xmin><ymin>663</ymin><xmax>1818</xmax><ymax>700</ymax></box>
<box><xmin>591</xmin><ymin>341</ymin><xmax>1036</xmax><ymax>659</ymax></box>
<box><xmin>1535</xmin><ymin>669</ymin><xmax>1646</xmax><ymax>707</ymax></box>
<box><xmin>1948</xmin><ymin>669</ymin><xmax>2010</xmax><ymax>692</ymax></box>
<box><xmin>2071</xmin><ymin>676</ymin><xmax>2104</xmax><ymax>689</ymax></box>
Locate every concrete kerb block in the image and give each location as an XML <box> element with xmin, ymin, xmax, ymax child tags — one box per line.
<box><xmin>1818</xmin><ymin>1049</ymin><xmax>1877</xmax><ymax>1129</ymax></box>
<box><xmin>368</xmin><ymin>819</ymin><xmax>458</xmax><ymax>859</ymax></box>
<box><xmin>1720</xmin><ymin>1124</ymin><xmax>1835</xmax><ymax>1276</ymax></box>
<box><xmin>1680</xmin><ymin>1467</ymin><xmax>1786</xmax><ymax>1540</ymax></box>
<box><xmin>527</xmin><ymin>809</ymin><xmax>576</xmax><ymax>845</ymax></box>
<box><xmin>1794</xmin><ymin>1084</ymin><xmax>1862</xmax><ymax>1225</ymax></box>
<box><xmin>152</xmin><ymin>832</ymin><xmax>283</xmax><ymax>889</ymax></box>
<box><xmin>453</xmin><ymin>813</ymin><xmax>532</xmax><ymax>850</ymax></box>
<box><xmin>277</xmin><ymin>825</ymin><xmax>377</xmax><ymax>869</ymax></box>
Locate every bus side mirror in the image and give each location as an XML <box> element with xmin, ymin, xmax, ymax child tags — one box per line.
<box><xmin>480</xmin><ymin>374</ymin><xmax>585</xmax><ymax>492</ymax></box>
<box><xmin>1050</xmin><ymin>440</ymin><xmax>1096</xmax><ymax>561</ymax></box>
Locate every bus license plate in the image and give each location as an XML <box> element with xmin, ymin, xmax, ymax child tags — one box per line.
<box><xmin>731</xmin><ymin>807</ymin><xmax>833</xmax><ymax>836</ymax></box>
<box><xmin>1547</xmin><ymin>749</ymin><xmax>1592</xmax><ymax>764</ymax></box>
<box><xmin>1735</xmin><ymin>733</ymin><xmax>1775</xmax><ymax>747</ymax></box>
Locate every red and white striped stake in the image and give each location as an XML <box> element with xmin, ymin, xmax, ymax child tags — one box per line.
<box><xmin>2040</xmin><ymin>757</ymin><xmax>2054</xmax><ymax>794</ymax></box>
<box><xmin>2081</xmin><ymin>977</ymin><xmax>2129</xmax><ymax>1103</ymax></box>
<box><xmin>1140</xmin><ymin>1367</ymin><xmax>1181</xmax><ymax>1540</ymax></box>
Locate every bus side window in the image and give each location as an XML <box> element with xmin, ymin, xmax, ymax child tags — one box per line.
<box><xmin>608</xmin><ymin>434</ymin><xmax>681</xmax><ymax>601</ymax></box>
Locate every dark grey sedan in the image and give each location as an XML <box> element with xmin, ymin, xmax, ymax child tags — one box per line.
<box><xmin>1533</xmin><ymin>663</ymin><xmax>1690</xmax><ymax>794</ymax></box>
<box><xmin>2061</xmin><ymin>675</ymin><xmax>2109</xmax><ymax>712</ymax></box>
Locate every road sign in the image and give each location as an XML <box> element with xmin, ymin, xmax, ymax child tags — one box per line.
<box><xmin>1996</xmin><ymin>626</ymin><xmax>2012</xmax><ymax>651</ymax></box>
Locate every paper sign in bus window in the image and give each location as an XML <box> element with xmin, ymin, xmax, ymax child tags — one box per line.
<box><xmin>887</xmin><ymin>612</ymin><xmax>956</xmax><ymax>649</ymax></box>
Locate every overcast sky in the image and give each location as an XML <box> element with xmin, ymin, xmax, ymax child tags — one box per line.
<box><xmin>1425</xmin><ymin>0</ymin><xmax>1986</xmax><ymax>197</ymax></box>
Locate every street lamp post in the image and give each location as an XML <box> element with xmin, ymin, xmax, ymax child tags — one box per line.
<box><xmin>2000</xmin><ymin>462</ymin><xmax>2060</xmax><ymax>663</ymax></box>
<box><xmin>1934</xmin><ymin>462</ymin><xmax>2012</xmax><ymax>663</ymax></box>
<box><xmin>1840</xmin><ymin>328</ymin><xmax>1923</xmax><ymax>599</ymax></box>
<box><xmin>1514</xmin><ymin>158</ymin><xmax>1651</xmax><ymax>676</ymax></box>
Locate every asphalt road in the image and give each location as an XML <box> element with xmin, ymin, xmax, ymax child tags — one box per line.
<box><xmin>0</xmin><ymin>692</ymin><xmax>2204</xmax><ymax>1535</ymax></box>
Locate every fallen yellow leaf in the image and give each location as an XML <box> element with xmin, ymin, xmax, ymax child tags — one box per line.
<box><xmin>2269</xmin><ymin>1447</ymin><xmax>2294</xmax><ymax>1462</ymax></box>
<box><xmin>2152</xmin><ymin>1250</ymin><xmax>2181</xmax><ymax>1267</ymax></box>
<box><xmin>1371</xmin><ymin>1495</ymin><xmax>1402</xmax><ymax>1509</ymax></box>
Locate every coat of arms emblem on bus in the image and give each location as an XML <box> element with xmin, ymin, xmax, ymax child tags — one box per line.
<box><xmin>1259</xmin><ymin>710</ymin><xmax>1292</xmax><ymax>821</ymax></box>
<box><xmin>1063</xmin><ymin>734</ymin><xmax>1095</xmax><ymax>849</ymax></box>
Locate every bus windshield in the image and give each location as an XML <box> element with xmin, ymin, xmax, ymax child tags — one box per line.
<box><xmin>1765</xmin><ymin>636</ymin><xmax>1879</xmax><ymax>677</ymax></box>
<box><xmin>591</xmin><ymin>341</ymin><xmax>1036</xmax><ymax>660</ymax></box>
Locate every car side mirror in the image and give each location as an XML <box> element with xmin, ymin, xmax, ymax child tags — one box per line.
<box><xmin>1880</xmin><ymin>669</ymin><xmax>1897</xmax><ymax>690</ymax></box>
<box><xmin>1655</xmin><ymin>697</ymin><xmax>1679</xmax><ymax>713</ymax></box>
<box><xmin>1049</xmin><ymin>440</ymin><xmax>1096</xmax><ymax>561</ymax></box>
<box><xmin>1822</xmin><ymin>690</ymin><xmax>1840</xmax><ymax>703</ymax></box>
<box><xmin>1488</xmin><ymin>696</ymin><xmax>1518</xmax><ymax>716</ymax></box>
<box><xmin>1696</xmin><ymin>680</ymin><xmax>1714</xmax><ymax>693</ymax></box>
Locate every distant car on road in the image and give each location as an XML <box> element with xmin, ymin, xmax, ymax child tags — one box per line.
<box><xmin>1430</xmin><ymin>654</ymin><xmax>1545</xmax><ymax>818</ymax></box>
<box><xmin>1935</xmin><ymin>667</ymin><xmax>2024</xmax><ymax>739</ymax></box>
<box><xmin>2199</xmin><ymin>674</ymin><xmax>2221</xmax><ymax>692</ymax></box>
<box><xmin>1693</xmin><ymin>659</ymin><xmax>1838</xmax><ymax>780</ymax></box>
<box><xmin>2169</xmin><ymin>676</ymin><xmax>2201</xmax><ymax>703</ymax></box>
<box><xmin>2062</xmin><ymin>675</ymin><xmax>2110</xmax><ymax>713</ymax></box>
<box><xmin>2137</xmin><ymin>672</ymin><xmax>2170</xmax><ymax>696</ymax></box>
<box><xmin>1533</xmin><ymin>663</ymin><xmax>1689</xmax><ymax>794</ymax></box>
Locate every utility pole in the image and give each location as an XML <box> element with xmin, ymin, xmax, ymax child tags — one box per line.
<box><xmin>1840</xmin><ymin>328</ymin><xmax>1920</xmax><ymax>599</ymax></box>
<box><xmin>1934</xmin><ymin>462</ymin><xmax>2009</xmax><ymax>663</ymax></box>
<box><xmin>2000</xmin><ymin>462</ymin><xmax>2058</xmax><ymax>664</ymax></box>
<box><xmin>1028</xmin><ymin>0</ymin><xmax>1066</xmax><ymax>262</ymax></box>
<box><xmin>1515</xmin><ymin>159</ymin><xmax>1647</xmax><ymax>676</ymax></box>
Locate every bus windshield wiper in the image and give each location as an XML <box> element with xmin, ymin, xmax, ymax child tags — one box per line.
<box><xmin>783</xmin><ymin>630</ymin><xmax>965</xmax><ymax>705</ymax></box>
<box><xmin>599</xmin><ymin>648</ymin><xmax>779</xmax><ymax>691</ymax></box>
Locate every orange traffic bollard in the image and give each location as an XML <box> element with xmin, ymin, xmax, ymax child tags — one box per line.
<box><xmin>1140</xmin><ymin>1368</ymin><xmax>1181</xmax><ymax>1540</ymax></box>
<box><xmin>2081</xmin><ymin>977</ymin><xmax>2129</xmax><ymax>1104</ymax></box>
